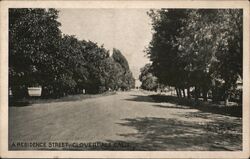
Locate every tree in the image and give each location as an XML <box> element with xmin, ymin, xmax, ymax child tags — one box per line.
<box><xmin>212</xmin><ymin>9</ymin><xmax>243</xmax><ymax>105</ymax></box>
<box><xmin>9</xmin><ymin>8</ymin><xmax>62</xmax><ymax>98</ymax></box>
<box><xmin>139</xmin><ymin>64</ymin><xmax>158</xmax><ymax>91</ymax></box>
<box><xmin>146</xmin><ymin>9</ymin><xmax>190</xmax><ymax>97</ymax></box>
<box><xmin>146</xmin><ymin>9</ymin><xmax>243</xmax><ymax>104</ymax></box>
<box><xmin>176</xmin><ymin>9</ymin><xmax>243</xmax><ymax>104</ymax></box>
<box><xmin>176</xmin><ymin>9</ymin><xmax>218</xmax><ymax>101</ymax></box>
<box><xmin>111</xmin><ymin>48</ymin><xmax>135</xmax><ymax>91</ymax></box>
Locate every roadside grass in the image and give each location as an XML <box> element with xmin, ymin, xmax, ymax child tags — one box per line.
<box><xmin>9</xmin><ymin>91</ymin><xmax>116</xmax><ymax>107</ymax></box>
<box><xmin>150</xmin><ymin>94</ymin><xmax>242</xmax><ymax>117</ymax></box>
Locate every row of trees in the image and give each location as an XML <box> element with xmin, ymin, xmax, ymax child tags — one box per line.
<box><xmin>9</xmin><ymin>8</ymin><xmax>135</xmax><ymax>98</ymax></box>
<box><xmin>144</xmin><ymin>9</ymin><xmax>242</xmax><ymax>105</ymax></box>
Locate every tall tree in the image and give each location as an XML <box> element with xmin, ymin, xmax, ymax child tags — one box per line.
<box><xmin>9</xmin><ymin>8</ymin><xmax>62</xmax><ymax>98</ymax></box>
<box><xmin>146</xmin><ymin>9</ymin><xmax>190</xmax><ymax>97</ymax></box>
<box><xmin>112</xmin><ymin>48</ymin><xmax>135</xmax><ymax>90</ymax></box>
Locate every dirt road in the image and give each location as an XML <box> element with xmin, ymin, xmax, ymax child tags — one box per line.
<box><xmin>9</xmin><ymin>90</ymin><xmax>242</xmax><ymax>150</ymax></box>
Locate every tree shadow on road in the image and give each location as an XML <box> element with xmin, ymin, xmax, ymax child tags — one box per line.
<box><xmin>152</xmin><ymin>104</ymin><xmax>190</xmax><ymax>109</ymax></box>
<box><xmin>150</xmin><ymin>95</ymin><xmax>242</xmax><ymax>117</ymax></box>
<box><xmin>124</xmin><ymin>95</ymin><xmax>155</xmax><ymax>103</ymax></box>
<box><xmin>125</xmin><ymin>94</ymin><xmax>242</xmax><ymax>117</ymax></box>
<box><xmin>104</xmin><ymin>116</ymin><xmax>242</xmax><ymax>151</ymax></box>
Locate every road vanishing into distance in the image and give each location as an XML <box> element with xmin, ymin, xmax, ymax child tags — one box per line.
<box><xmin>9</xmin><ymin>90</ymin><xmax>242</xmax><ymax>151</ymax></box>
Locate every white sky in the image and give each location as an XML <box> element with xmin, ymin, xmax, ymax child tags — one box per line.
<box><xmin>57</xmin><ymin>9</ymin><xmax>152</xmax><ymax>79</ymax></box>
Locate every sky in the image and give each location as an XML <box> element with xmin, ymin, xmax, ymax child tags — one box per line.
<box><xmin>57</xmin><ymin>9</ymin><xmax>152</xmax><ymax>79</ymax></box>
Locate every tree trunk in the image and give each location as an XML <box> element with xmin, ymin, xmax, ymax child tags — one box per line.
<box><xmin>202</xmin><ymin>89</ymin><xmax>208</xmax><ymax>102</ymax></box>
<box><xmin>224</xmin><ymin>91</ymin><xmax>229</xmax><ymax>106</ymax></box>
<box><xmin>225</xmin><ymin>97</ymin><xmax>229</xmax><ymax>106</ymax></box>
<box><xmin>224</xmin><ymin>81</ymin><xmax>231</xmax><ymax>106</ymax></box>
<box><xmin>182</xmin><ymin>89</ymin><xmax>186</xmax><ymax>98</ymax></box>
<box><xmin>176</xmin><ymin>88</ymin><xmax>179</xmax><ymax>98</ymax></box>
<box><xmin>194</xmin><ymin>86</ymin><xmax>199</xmax><ymax>101</ymax></box>
<box><xmin>178</xmin><ymin>88</ymin><xmax>182</xmax><ymax>98</ymax></box>
<box><xmin>187</xmin><ymin>87</ymin><xmax>191</xmax><ymax>99</ymax></box>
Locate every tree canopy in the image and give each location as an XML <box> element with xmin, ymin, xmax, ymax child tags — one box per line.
<box><xmin>139</xmin><ymin>63</ymin><xmax>158</xmax><ymax>91</ymax></box>
<box><xmin>9</xmin><ymin>8</ymin><xmax>135</xmax><ymax>98</ymax></box>
<box><xmin>145</xmin><ymin>9</ymin><xmax>242</xmax><ymax>104</ymax></box>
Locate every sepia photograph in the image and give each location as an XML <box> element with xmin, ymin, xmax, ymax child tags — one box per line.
<box><xmin>0</xmin><ymin>0</ymin><xmax>249</xmax><ymax>158</ymax></box>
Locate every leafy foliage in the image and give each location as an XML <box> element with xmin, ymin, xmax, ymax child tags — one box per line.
<box><xmin>139</xmin><ymin>64</ymin><xmax>158</xmax><ymax>91</ymax></box>
<box><xmin>145</xmin><ymin>9</ymin><xmax>242</xmax><ymax>104</ymax></box>
<box><xmin>9</xmin><ymin>8</ymin><xmax>135</xmax><ymax>98</ymax></box>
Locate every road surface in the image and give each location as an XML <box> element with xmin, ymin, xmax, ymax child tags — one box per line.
<box><xmin>9</xmin><ymin>90</ymin><xmax>242</xmax><ymax>150</ymax></box>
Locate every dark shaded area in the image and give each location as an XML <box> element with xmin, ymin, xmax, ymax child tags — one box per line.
<box><xmin>125</xmin><ymin>94</ymin><xmax>242</xmax><ymax>117</ymax></box>
<box><xmin>150</xmin><ymin>95</ymin><xmax>242</xmax><ymax>117</ymax></box>
<box><xmin>9</xmin><ymin>92</ymin><xmax>116</xmax><ymax>107</ymax></box>
<box><xmin>106</xmin><ymin>116</ymin><xmax>242</xmax><ymax>151</ymax></box>
<box><xmin>124</xmin><ymin>94</ymin><xmax>155</xmax><ymax>103</ymax></box>
<box><xmin>152</xmin><ymin>104</ymin><xmax>190</xmax><ymax>109</ymax></box>
<box><xmin>9</xmin><ymin>99</ymin><xmax>31</xmax><ymax>107</ymax></box>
